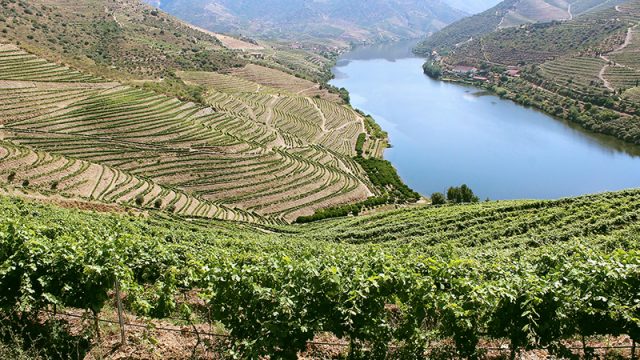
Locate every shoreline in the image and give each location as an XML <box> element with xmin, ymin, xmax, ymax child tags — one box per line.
<box><xmin>432</xmin><ymin>72</ymin><xmax>640</xmax><ymax>151</ymax></box>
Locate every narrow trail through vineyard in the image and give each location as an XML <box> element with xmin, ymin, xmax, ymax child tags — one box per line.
<box><xmin>599</xmin><ymin>55</ymin><xmax>615</xmax><ymax>91</ymax></box>
<box><xmin>598</xmin><ymin>14</ymin><xmax>638</xmax><ymax>92</ymax></box>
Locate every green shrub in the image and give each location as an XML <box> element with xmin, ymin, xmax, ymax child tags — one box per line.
<box><xmin>355</xmin><ymin>133</ymin><xmax>366</xmax><ymax>157</ymax></box>
<box><xmin>431</xmin><ymin>192</ymin><xmax>446</xmax><ymax>205</ymax></box>
<box><xmin>296</xmin><ymin>196</ymin><xmax>389</xmax><ymax>223</ymax></box>
<box><xmin>354</xmin><ymin>157</ymin><xmax>419</xmax><ymax>201</ymax></box>
<box><xmin>423</xmin><ymin>61</ymin><xmax>443</xmax><ymax>79</ymax></box>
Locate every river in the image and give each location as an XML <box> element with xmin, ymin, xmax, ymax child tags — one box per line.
<box><xmin>330</xmin><ymin>40</ymin><xmax>640</xmax><ymax>200</ymax></box>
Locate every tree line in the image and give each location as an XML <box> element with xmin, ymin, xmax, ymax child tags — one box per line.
<box><xmin>431</xmin><ymin>184</ymin><xmax>480</xmax><ymax>205</ymax></box>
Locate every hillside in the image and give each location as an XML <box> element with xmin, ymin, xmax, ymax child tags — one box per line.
<box><xmin>146</xmin><ymin>0</ymin><xmax>467</xmax><ymax>48</ymax></box>
<box><xmin>0</xmin><ymin>0</ymin><xmax>336</xmax><ymax>84</ymax></box>
<box><xmin>419</xmin><ymin>1</ymin><xmax>640</xmax><ymax>146</ymax></box>
<box><xmin>416</xmin><ymin>0</ymin><xmax>627</xmax><ymax>54</ymax></box>
<box><xmin>437</xmin><ymin>2</ymin><xmax>635</xmax><ymax>65</ymax></box>
<box><xmin>0</xmin><ymin>43</ymin><xmax>404</xmax><ymax>223</ymax></box>
<box><xmin>0</xmin><ymin>0</ymin><xmax>422</xmax><ymax>224</ymax></box>
<box><xmin>1</xmin><ymin>189</ymin><xmax>639</xmax><ymax>358</ymax></box>
<box><xmin>1</xmin><ymin>0</ymin><xmax>640</xmax><ymax>358</ymax></box>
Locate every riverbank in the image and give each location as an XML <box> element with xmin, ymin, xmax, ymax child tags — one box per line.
<box><xmin>428</xmin><ymin>66</ymin><xmax>640</xmax><ymax>147</ymax></box>
<box><xmin>331</xmin><ymin>41</ymin><xmax>640</xmax><ymax>201</ymax></box>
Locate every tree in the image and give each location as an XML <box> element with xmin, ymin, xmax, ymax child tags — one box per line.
<box><xmin>431</xmin><ymin>192</ymin><xmax>446</xmax><ymax>205</ymax></box>
<box><xmin>459</xmin><ymin>184</ymin><xmax>479</xmax><ymax>203</ymax></box>
<box><xmin>447</xmin><ymin>187</ymin><xmax>462</xmax><ymax>203</ymax></box>
<box><xmin>135</xmin><ymin>195</ymin><xmax>145</xmax><ymax>207</ymax></box>
<box><xmin>447</xmin><ymin>185</ymin><xmax>479</xmax><ymax>204</ymax></box>
<box><xmin>423</xmin><ymin>61</ymin><xmax>442</xmax><ymax>79</ymax></box>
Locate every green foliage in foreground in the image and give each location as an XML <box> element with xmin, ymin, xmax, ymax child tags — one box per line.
<box><xmin>1</xmin><ymin>191</ymin><xmax>640</xmax><ymax>358</ymax></box>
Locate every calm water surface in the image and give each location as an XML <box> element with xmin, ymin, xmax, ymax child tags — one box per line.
<box><xmin>330</xmin><ymin>41</ymin><xmax>640</xmax><ymax>200</ymax></box>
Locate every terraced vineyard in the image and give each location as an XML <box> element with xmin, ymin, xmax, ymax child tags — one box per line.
<box><xmin>0</xmin><ymin>140</ymin><xmax>259</xmax><ymax>221</ymax></box>
<box><xmin>0</xmin><ymin>45</ymin><xmax>102</xmax><ymax>83</ymax></box>
<box><xmin>604</xmin><ymin>65</ymin><xmax>640</xmax><ymax>90</ymax></box>
<box><xmin>178</xmin><ymin>69</ymin><xmax>371</xmax><ymax>158</ymax></box>
<box><xmin>624</xmin><ymin>86</ymin><xmax>640</xmax><ymax>102</ymax></box>
<box><xmin>230</xmin><ymin>64</ymin><xmax>341</xmax><ymax>101</ymax></box>
<box><xmin>0</xmin><ymin>44</ymin><xmax>380</xmax><ymax>223</ymax></box>
<box><xmin>539</xmin><ymin>56</ymin><xmax>608</xmax><ymax>92</ymax></box>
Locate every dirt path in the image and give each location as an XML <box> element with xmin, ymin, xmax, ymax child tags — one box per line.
<box><xmin>597</xmin><ymin>22</ymin><xmax>638</xmax><ymax>91</ymax></box>
<box><xmin>455</xmin><ymin>37</ymin><xmax>474</xmax><ymax>47</ymax></box>
<box><xmin>479</xmin><ymin>38</ymin><xmax>503</xmax><ymax>66</ymax></box>
<box><xmin>598</xmin><ymin>55</ymin><xmax>615</xmax><ymax>91</ymax></box>
<box><xmin>614</xmin><ymin>25</ymin><xmax>637</xmax><ymax>53</ymax></box>
<box><xmin>307</xmin><ymin>98</ymin><xmax>328</xmax><ymax>133</ymax></box>
<box><xmin>297</xmin><ymin>85</ymin><xmax>318</xmax><ymax>95</ymax></box>
<box><xmin>105</xmin><ymin>6</ymin><xmax>123</xmax><ymax>28</ymax></box>
<box><xmin>263</xmin><ymin>96</ymin><xmax>279</xmax><ymax>127</ymax></box>
<box><xmin>113</xmin><ymin>14</ymin><xmax>122</xmax><ymax>28</ymax></box>
<box><xmin>262</xmin><ymin>95</ymin><xmax>287</xmax><ymax>150</ymax></box>
<box><xmin>306</xmin><ymin>98</ymin><xmax>364</xmax><ymax>145</ymax></box>
<box><xmin>480</xmin><ymin>38</ymin><xmax>491</xmax><ymax>63</ymax></box>
<box><xmin>330</xmin><ymin>120</ymin><xmax>363</xmax><ymax>133</ymax></box>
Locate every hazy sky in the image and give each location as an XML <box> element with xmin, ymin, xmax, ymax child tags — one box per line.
<box><xmin>445</xmin><ymin>0</ymin><xmax>502</xmax><ymax>14</ymax></box>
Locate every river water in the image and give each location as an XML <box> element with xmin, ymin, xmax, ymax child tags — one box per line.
<box><xmin>330</xmin><ymin>41</ymin><xmax>640</xmax><ymax>200</ymax></box>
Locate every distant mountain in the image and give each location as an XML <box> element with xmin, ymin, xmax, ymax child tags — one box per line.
<box><xmin>145</xmin><ymin>0</ymin><xmax>467</xmax><ymax>46</ymax></box>
<box><xmin>416</xmin><ymin>0</ymin><xmax>627</xmax><ymax>54</ymax></box>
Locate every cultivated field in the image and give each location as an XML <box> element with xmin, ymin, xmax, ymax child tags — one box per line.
<box><xmin>178</xmin><ymin>69</ymin><xmax>367</xmax><ymax>157</ymax></box>
<box><xmin>0</xmin><ymin>45</ymin><xmax>377</xmax><ymax>223</ymax></box>
<box><xmin>624</xmin><ymin>86</ymin><xmax>640</xmax><ymax>102</ymax></box>
<box><xmin>1</xmin><ymin>189</ymin><xmax>639</xmax><ymax>358</ymax></box>
<box><xmin>539</xmin><ymin>56</ymin><xmax>608</xmax><ymax>92</ymax></box>
<box><xmin>230</xmin><ymin>64</ymin><xmax>341</xmax><ymax>101</ymax></box>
